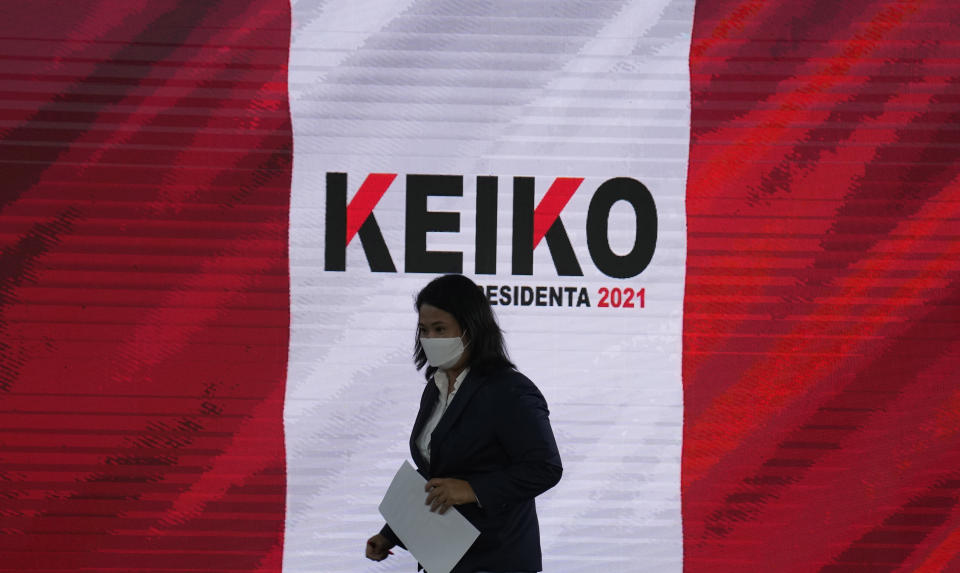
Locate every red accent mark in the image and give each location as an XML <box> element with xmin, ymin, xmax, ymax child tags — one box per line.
<box><xmin>345</xmin><ymin>173</ymin><xmax>397</xmax><ymax>245</ymax></box>
<box><xmin>532</xmin><ymin>177</ymin><xmax>583</xmax><ymax>248</ymax></box>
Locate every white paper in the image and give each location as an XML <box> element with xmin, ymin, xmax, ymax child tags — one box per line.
<box><xmin>378</xmin><ymin>461</ymin><xmax>481</xmax><ymax>573</ymax></box>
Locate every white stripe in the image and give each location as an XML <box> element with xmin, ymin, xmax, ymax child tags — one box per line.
<box><xmin>285</xmin><ymin>0</ymin><xmax>693</xmax><ymax>570</ymax></box>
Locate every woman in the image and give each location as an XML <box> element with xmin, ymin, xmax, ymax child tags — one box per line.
<box><xmin>366</xmin><ymin>274</ymin><xmax>562</xmax><ymax>572</ymax></box>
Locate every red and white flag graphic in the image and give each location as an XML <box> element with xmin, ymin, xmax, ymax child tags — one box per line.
<box><xmin>1</xmin><ymin>1</ymin><xmax>959</xmax><ymax>572</ymax></box>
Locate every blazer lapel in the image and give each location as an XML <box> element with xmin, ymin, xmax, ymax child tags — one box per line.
<box><xmin>428</xmin><ymin>370</ymin><xmax>483</xmax><ymax>471</ymax></box>
<box><xmin>408</xmin><ymin>381</ymin><xmax>438</xmax><ymax>471</ymax></box>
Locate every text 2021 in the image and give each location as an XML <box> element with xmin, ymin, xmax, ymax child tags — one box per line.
<box><xmin>597</xmin><ymin>287</ymin><xmax>645</xmax><ymax>309</ymax></box>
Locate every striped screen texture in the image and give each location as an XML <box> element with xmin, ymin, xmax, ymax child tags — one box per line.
<box><xmin>1</xmin><ymin>1</ymin><xmax>959</xmax><ymax>572</ymax></box>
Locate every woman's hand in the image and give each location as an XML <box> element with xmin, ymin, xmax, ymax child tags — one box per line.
<box><xmin>424</xmin><ymin>478</ymin><xmax>477</xmax><ymax>514</ymax></box>
<box><xmin>365</xmin><ymin>533</ymin><xmax>395</xmax><ymax>561</ymax></box>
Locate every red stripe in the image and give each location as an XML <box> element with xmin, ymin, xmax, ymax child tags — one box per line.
<box><xmin>532</xmin><ymin>177</ymin><xmax>583</xmax><ymax>248</ymax></box>
<box><xmin>0</xmin><ymin>1</ymin><xmax>290</xmax><ymax>570</ymax></box>
<box><xmin>345</xmin><ymin>173</ymin><xmax>397</xmax><ymax>245</ymax></box>
<box><xmin>684</xmin><ymin>0</ymin><xmax>960</xmax><ymax>571</ymax></box>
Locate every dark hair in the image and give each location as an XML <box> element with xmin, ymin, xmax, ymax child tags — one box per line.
<box><xmin>414</xmin><ymin>274</ymin><xmax>515</xmax><ymax>380</ymax></box>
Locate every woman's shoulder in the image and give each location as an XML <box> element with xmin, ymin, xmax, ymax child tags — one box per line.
<box><xmin>476</xmin><ymin>366</ymin><xmax>542</xmax><ymax>396</ymax></box>
<box><xmin>476</xmin><ymin>364</ymin><xmax>522</xmax><ymax>382</ymax></box>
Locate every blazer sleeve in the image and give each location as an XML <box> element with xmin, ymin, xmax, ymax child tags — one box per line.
<box><xmin>378</xmin><ymin>523</ymin><xmax>405</xmax><ymax>550</ymax></box>
<box><xmin>467</xmin><ymin>375</ymin><xmax>562</xmax><ymax>515</ymax></box>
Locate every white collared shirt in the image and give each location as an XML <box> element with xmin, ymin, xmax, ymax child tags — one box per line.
<box><xmin>416</xmin><ymin>367</ymin><xmax>470</xmax><ymax>464</ymax></box>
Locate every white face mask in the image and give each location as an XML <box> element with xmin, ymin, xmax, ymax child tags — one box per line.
<box><xmin>420</xmin><ymin>334</ymin><xmax>468</xmax><ymax>370</ymax></box>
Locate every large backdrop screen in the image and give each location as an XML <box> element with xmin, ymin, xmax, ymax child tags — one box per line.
<box><xmin>2</xmin><ymin>1</ymin><xmax>959</xmax><ymax>572</ymax></box>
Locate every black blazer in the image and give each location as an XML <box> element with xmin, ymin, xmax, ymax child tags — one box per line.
<box><xmin>381</xmin><ymin>367</ymin><xmax>562</xmax><ymax>572</ymax></box>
